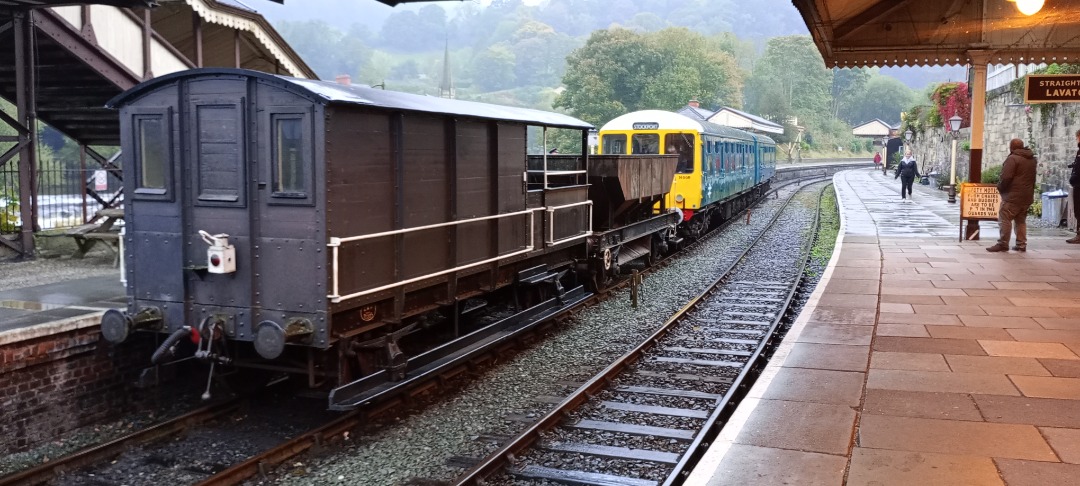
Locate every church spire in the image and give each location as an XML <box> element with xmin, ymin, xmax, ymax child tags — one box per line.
<box><xmin>439</xmin><ymin>36</ymin><xmax>454</xmax><ymax>99</ymax></box>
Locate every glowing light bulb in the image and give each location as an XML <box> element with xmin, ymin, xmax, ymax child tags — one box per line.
<box><xmin>1015</xmin><ymin>0</ymin><xmax>1045</xmax><ymax>16</ymax></box>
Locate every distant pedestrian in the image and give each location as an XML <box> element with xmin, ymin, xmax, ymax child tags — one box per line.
<box><xmin>873</xmin><ymin>152</ymin><xmax>882</xmax><ymax>168</ymax></box>
<box><xmin>1068</xmin><ymin>129</ymin><xmax>1080</xmax><ymax>244</ymax></box>
<box><xmin>895</xmin><ymin>149</ymin><xmax>919</xmax><ymax>201</ymax></box>
<box><xmin>987</xmin><ymin>138</ymin><xmax>1037</xmax><ymax>253</ymax></box>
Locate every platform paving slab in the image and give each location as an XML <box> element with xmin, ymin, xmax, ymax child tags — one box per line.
<box><xmin>688</xmin><ymin>169</ymin><xmax>1080</xmax><ymax>485</ymax></box>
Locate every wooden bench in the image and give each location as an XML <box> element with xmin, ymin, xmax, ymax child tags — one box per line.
<box><xmin>67</xmin><ymin>208</ymin><xmax>124</xmax><ymax>261</ymax></box>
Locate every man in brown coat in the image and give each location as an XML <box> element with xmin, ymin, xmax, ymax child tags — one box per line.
<box><xmin>987</xmin><ymin>138</ymin><xmax>1038</xmax><ymax>252</ymax></box>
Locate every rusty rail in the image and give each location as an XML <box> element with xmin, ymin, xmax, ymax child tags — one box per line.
<box><xmin>195</xmin><ymin>411</ymin><xmax>362</xmax><ymax>485</ymax></box>
<box><xmin>0</xmin><ymin>400</ymin><xmax>242</xmax><ymax>486</ymax></box>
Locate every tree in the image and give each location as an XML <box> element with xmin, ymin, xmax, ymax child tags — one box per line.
<box><xmin>555</xmin><ymin>27</ymin><xmax>742</xmax><ymax>126</ymax></box>
<box><xmin>276</xmin><ymin>20</ymin><xmax>371</xmax><ymax>80</ymax></box>
<box><xmin>509</xmin><ymin>23</ymin><xmax>578</xmax><ymax>87</ymax></box>
<box><xmin>841</xmin><ymin>75</ymin><xmax>918</xmax><ymax>126</ymax></box>
<box><xmin>470</xmin><ymin>44</ymin><xmax>517</xmax><ymax>91</ymax></box>
<box><xmin>831</xmin><ymin>67</ymin><xmax>871</xmax><ymax>119</ymax></box>
<box><xmin>745</xmin><ymin>36</ymin><xmax>832</xmax><ymax>126</ymax></box>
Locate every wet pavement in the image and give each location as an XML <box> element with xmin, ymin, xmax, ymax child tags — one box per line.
<box><xmin>0</xmin><ymin>277</ymin><xmax>124</xmax><ymax>340</ymax></box>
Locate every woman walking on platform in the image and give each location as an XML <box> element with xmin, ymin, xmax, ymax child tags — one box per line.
<box><xmin>895</xmin><ymin>149</ymin><xmax>920</xmax><ymax>201</ymax></box>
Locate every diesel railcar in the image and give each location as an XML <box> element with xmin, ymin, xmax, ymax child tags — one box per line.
<box><xmin>599</xmin><ymin>110</ymin><xmax>777</xmax><ymax>238</ymax></box>
<box><xmin>100</xmin><ymin>68</ymin><xmax>682</xmax><ymax>409</ymax></box>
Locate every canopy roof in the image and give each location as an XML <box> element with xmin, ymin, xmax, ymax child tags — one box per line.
<box><xmin>0</xmin><ymin>0</ymin><xmax>154</xmax><ymax>7</ymax></box>
<box><xmin>793</xmin><ymin>0</ymin><xmax>1080</xmax><ymax>67</ymax></box>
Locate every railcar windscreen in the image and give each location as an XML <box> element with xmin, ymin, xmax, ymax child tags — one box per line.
<box><xmin>631</xmin><ymin>133</ymin><xmax>659</xmax><ymax>154</ymax></box>
<box><xmin>602</xmin><ymin>134</ymin><xmax>626</xmax><ymax>154</ymax></box>
<box><xmin>665</xmin><ymin>133</ymin><xmax>695</xmax><ymax>173</ymax></box>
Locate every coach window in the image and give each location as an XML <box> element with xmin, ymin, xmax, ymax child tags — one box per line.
<box><xmin>271</xmin><ymin>114</ymin><xmax>310</xmax><ymax>201</ymax></box>
<box><xmin>602</xmin><ymin>134</ymin><xmax>627</xmax><ymax>154</ymax></box>
<box><xmin>133</xmin><ymin>110</ymin><xmax>171</xmax><ymax>198</ymax></box>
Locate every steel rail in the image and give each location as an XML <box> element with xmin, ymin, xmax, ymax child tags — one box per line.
<box><xmin>0</xmin><ymin>400</ymin><xmax>243</xmax><ymax>486</ymax></box>
<box><xmin>453</xmin><ymin>179</ymin><xmax>830</xmax><ymax>485</ymax></box>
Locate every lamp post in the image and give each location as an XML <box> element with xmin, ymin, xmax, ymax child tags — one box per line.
<box><xmin>947</xmin><ymin>115</ymin><xmax>962</xmax><ymax>203</ymax></box>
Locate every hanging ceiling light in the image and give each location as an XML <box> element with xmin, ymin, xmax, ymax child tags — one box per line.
<box><xmin>1008</xmin><ymin>0</ymin><xmax>1045</xmax><ymax>16</ymax></box>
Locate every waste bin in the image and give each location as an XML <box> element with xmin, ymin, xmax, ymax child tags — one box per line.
<box><xmin>1042</xmin><ymin>190</ymin><xmax>1068</xmax><ymax>224</ymax></box>
<box><xmin>919</xmin><ymin>175</ymin><xmax>930</xmax><ymax>185</ymax></box>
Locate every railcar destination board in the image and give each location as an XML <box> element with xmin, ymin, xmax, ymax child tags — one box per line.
<box><xmin>1025</xmin><ymin>74</ymin><xmax>1080</xmax><ymax>103</ymax></box>
<box><xmin>632</xmin><ymin>122</ymin><xmax>660</xmax><ymax>130</ymax></box>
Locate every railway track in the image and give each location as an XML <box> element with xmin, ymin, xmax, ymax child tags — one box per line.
<box><xmin>454</xmin><ymin>181</ymin><xmax>830</xmax><ymax>486</ymax></box>
<box><xmin>0</xmin><ymin>175</ymin><xmax>835</xmax><ymax>486</ymax></box>
<box><xmin>0</xmin><ymin>400</ymin><xmax>243</xmax><ymax>486</ymax></box>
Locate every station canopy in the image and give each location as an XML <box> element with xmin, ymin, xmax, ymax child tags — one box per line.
<box><xmin>792</xmin><ymin>0</ymin><xmax>1080</xmax><ymax>67</ymax></box>
<box><xmin>0</xmin><ymin>0</ymin><xmax>155</xmax><ymax>7</ymax></box>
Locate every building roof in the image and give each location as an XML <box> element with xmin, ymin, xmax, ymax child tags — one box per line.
<box><xmin>852</xmin><ymin>118</ymin><xmax>898</xmax><ymax>137</ymax></box>
<box><xmin>678</xmin><ymin>105</ymin><xmax>715</xmax><ymax>121</ymax></box>
<box><xmin>792</xmin><ymin>0</ymin><xmax>1080</xmax><ymax>67</ymax></box>
<box><xmin>709</xmin><ymin>107</ymin><xmax>784</xmax><ymax>134</ymax></box>
<box><xmin>108</xmin><ymin>68</ymin><xmax>593</xmax><ymax>129</ymax></box>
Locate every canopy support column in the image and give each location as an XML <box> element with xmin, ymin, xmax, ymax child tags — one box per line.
<box><xmin>13</xmin><ymin>10</ymin><xmax>38</xmax><ymax>257</ymax></box>
<box><xmin>965</xmin><ymin>50</ymin><xmax>991</xmax><ymax>241</ymax></box>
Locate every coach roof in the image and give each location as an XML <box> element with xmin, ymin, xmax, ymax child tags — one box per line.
<box><xmin>107</xmin><ymin>68</ymin><xmax>593</xmax><ymax>130</ymax></box>
<box><xmin>602</xmin><ymin>110</ymin><xmax>764</xmax><ymax>143</ymax></box>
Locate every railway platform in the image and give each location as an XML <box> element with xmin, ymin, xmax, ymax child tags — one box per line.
<box><xmin>688</xmin><ymin>168</ymin><xmax>1080</xmax><ymax>485</ymax></box>
<box><xmin>0</xmin><ymin>276</ymin><xmax>123</xmax><ymax>344</ymax></box>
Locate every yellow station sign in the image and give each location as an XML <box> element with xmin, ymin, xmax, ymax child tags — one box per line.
<box><xmin>960</xmin><ymin>183</ymin><xmax>1000</xmax><ymax>220</ymax></box>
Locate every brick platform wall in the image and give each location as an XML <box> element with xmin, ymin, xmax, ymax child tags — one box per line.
<box><xmin>0</xmin><ymin>326</ymin><xmax>157</xmax><ymax>453</ymax></box>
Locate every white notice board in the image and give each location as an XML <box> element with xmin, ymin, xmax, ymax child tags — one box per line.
<box><xmin>960</xmin><ymin>183</ymin><xmax>1001</xmax><ymax>220</ymax></box>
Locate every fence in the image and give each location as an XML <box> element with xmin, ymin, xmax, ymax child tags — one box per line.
<box><xmin>0</xmin><ymin>150</ymin><xmax>122</xmax><ymax>232</ymax></box>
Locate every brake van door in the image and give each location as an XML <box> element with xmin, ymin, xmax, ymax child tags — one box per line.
<box><xmin>184</xmin><ymin>78</ymin><xmax>256</xmax><ymax>337</ymax></box>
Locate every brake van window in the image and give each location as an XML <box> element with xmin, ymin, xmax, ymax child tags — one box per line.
<box><xmin>273</xmin><ymin>117</ymin><xmax>305</xmax><ymax>196</ymax></box>
<box><xmin>136</xmin><ymin>115</ymin><xmax>167</xmax><ymax>194</ymax></box>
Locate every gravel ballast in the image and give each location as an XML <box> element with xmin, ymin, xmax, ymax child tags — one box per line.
<box><xmin>274</xmin><ymin>181</ymin><xmax>833</xmax><ymax>486</ymax></box>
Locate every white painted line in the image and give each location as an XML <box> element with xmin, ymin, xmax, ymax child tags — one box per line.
<box><xmin>0</xmin><ymin>312</ymin><xmax>104</xmax><ymax>346</ymax></box>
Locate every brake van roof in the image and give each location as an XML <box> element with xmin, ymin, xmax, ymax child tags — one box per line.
<box><xmin>106</xmin><ymin>68</ymin><xmax>593</xmax><ymax>130</ymax></box>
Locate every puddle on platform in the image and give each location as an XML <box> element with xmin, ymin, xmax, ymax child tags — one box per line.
<box><xmin>0</xmin><ymin>300</ymin><xmax>67</xmax><ymax>311</ymax></box>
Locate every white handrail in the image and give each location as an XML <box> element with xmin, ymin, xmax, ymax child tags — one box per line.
<box><xmin>328</xmin><ymin>208</ymin><xmax>542</xmax><ymax>303</ymax></box>
<box><xmin>330</xmin><ymin>207</ymin><xmax>540</xmax><ymax>245</ymax></box>
<box><xmin>546</xmin><ymin>200</ymin><xmax>593</xmax><ymax>246</ymax></box>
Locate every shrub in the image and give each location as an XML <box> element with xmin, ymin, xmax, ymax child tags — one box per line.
<box><xmin>982</xmin><ymin>164</ymin><xmax>1003</xmax><ymax>184</ymax></box>
<box><xmin>864</xmin><ymin>139</ymin><xmax>874</xmax><ymax>152</ymax></box>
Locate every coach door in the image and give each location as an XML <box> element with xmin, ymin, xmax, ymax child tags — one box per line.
<box><xmin>184</xmin><ymin>79</ymin><xmax>257</xmax><ymax>324</ymax></box>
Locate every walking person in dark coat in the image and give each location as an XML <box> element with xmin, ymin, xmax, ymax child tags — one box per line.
<box><xmin>1068</xmin><ymin>129</ymin><xmax>1080</xmax><ymax>244</ymax></box>
<box><xmin>987</xmin><ymin>138</ymin><xmax>1038</xmax><ymax>252</ymax></box>
<box><xmin>895</xmin><ymin>149</ymin><xmax>920</xmax><ymax>201</ymax></box>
